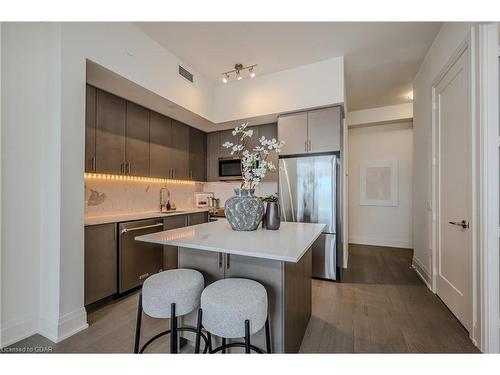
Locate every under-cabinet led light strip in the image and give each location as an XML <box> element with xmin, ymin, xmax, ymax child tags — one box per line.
<box><xmin>84</xmin><ymin>173</ymin><xmax>196</xmax><ymax>185</ymax></box>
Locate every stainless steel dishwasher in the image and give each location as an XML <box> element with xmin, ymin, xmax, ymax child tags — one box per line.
<box><xmin>118</xmin><ymin>218</ymin><xmax>164</xmax><ymax>294</ymax></box>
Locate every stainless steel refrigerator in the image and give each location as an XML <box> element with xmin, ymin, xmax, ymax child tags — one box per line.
<box><xmin>278</xmin><ymin>153</ymin><xmax>342</xmax><ymax>281</ymax></box>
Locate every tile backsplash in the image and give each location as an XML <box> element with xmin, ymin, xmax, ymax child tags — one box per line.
<box><xmin>84</xmin><ymin>178</ymin><xmax>202</xmax><ymax>216</ymax></box>
<box><xmin>203</xmin><ymin>181</ymin><xmax>278</xmax><ymax>206</ymax></box>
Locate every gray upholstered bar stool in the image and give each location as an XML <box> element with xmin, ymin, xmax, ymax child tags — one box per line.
<box><xmin>194</xmin><ymin>278</ymin><xmax>271</xmax><ymax>354</ymax></box>
<box><xmin>134</xmin><ymin>268</ymin><xmax>209</xmax><ymax>354</ymax></box>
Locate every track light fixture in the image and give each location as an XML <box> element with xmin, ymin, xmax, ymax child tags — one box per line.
<box><xmin>221</xmin><ymin>63</ymin><xmax>257</xmax><ymax>83</ymax></box>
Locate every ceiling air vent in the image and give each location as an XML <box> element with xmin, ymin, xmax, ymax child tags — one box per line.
<box><xmin>178</xmin><ymin>65</ymin><xmax>194</xmax><ymax>83</ymax></box>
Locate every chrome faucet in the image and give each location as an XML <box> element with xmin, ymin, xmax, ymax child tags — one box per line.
<box><xmin>160</xmin><ymin>186</ymin><xmax>170</xmax><ymax>212</ymax></box>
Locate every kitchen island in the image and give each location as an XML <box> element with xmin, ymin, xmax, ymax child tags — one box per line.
<box><xmin>136</xmin><ymin>219</ymin><xmax>324</xmax><ymax>353</ymax></box>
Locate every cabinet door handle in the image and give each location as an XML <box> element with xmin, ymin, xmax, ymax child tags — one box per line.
<box><xmin>91</xmin><ymin>156</ymin><xmax>96</xmax><ymax>172</ymax></box>
<box><xmin>126</xmin><ymin>162</ymin><xmax>131</xmax><ymax>174</ymax></box>
<box><xmin>308</xmin><ymin>140</ymin><xmax>312</xmax><ymax>151</ymax></box>
<box><xmin>218</xmin><ymin>253</ymin><xmax>223</xmax><ymax>268</ymax></box>
<box><xmin>226</xmin><ymin>253</ymin><xmax>230</xmax><ymax>269</ymax></box>
<box><xmin>120</xmin><ymin>162</ymin><xmax>124</xmax><ymax>174</ymax></box>
<box><xmin>304</xmin><ymin>140</ymin><xmax>307</xmax><ymax>152</ymax></box>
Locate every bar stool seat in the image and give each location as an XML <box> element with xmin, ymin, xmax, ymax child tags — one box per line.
<box><xmin>134</xmin><ymin>269</ymin><xmax>208</xmax><ymax>354</ymax></box>
<box><xmin>195</xmin><ymin>278</ymin><xmax>271</xmax><ymax>354</ymax></box>
<box><xmin>142</xmin><ymin>268</ymin><xmax>204</xmax><ymax>318</ymax></box>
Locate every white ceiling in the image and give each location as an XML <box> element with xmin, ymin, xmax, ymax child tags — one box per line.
<box><xmin>135</xmin><ymin>22</ymin><xmax>441</xmax><ymax>111</ymax></box>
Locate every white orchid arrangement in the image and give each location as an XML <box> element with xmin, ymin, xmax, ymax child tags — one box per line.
<box><xmin>222</xmin><ymin>123</ymin><xmax>285</xmax><ymax>189</ymax></box>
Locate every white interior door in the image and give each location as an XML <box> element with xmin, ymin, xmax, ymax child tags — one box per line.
<box><xmin>435</xmin><ymin>48</ymin><xmax>472</xmax><ymax>332</ymax></box>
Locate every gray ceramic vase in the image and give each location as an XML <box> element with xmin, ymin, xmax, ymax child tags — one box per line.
<box><xmin>264</xmin><ymin>202</ymin><xmax>281</xmax><ymax>230</ymax></box>
<box><xmin>225</xmin><ymin>188</ymin><xmax>264</xmax><ymax>231</ymax></box>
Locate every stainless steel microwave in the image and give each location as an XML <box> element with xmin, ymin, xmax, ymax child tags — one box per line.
<box><xmin>218</xmin><ymin>158</ymin><xmax>242</xmax><ymax>180</ymax></box>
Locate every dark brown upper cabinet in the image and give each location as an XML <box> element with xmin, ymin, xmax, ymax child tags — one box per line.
<box><xmin>85</xmin><ymin>85</ymin><xmax>97</xmax><ymax>173</ymax></box>
<box><xmin>125</xmin><ymin>102</ymin><xmax>150</xmax><ymax>177</ymax></box>
<box><xmin>206</xmin><ymin>132</ymin><xmax>220</xmax><ymax>182</ymax></box>
<box><xmin>257</xmin><ymin>123</ymin><xmax>278</xmax><ymax>182</ymax></box>
<box><xmin>85</xmin><ymin>86</ymin><xmax>207</xmax><ymax>180</ymax></box>
<box><xmin>170</xmin><ymin>120</ymin><xmax>190</xmax><ymax>180</ymax></box>
<box><xmin>189</xmin><ymin>127</ymin><xmax>206</xmax><ymax>181</ymax></box>
<box><xmin>219</xmin><ymin>129</ymin><xmax>237</xmax><ymax>158</ymax></box>
<box><xmin>96</xmin><ymin>89</ymin><xmax>126</xmax><ymax>174</ymax></box>
<box><xmin>149</xmin><ymin>111</ymin><xmax>172</xmax><ymax>179</ymax></box>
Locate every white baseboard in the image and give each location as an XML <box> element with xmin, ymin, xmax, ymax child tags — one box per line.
<box><xmin>412</xmin><ymin>256</ymin><xmax>432</xmax><ymax>290</ymax></box>
<box><xmin>0</xmin><ymin>313</ymin><xmax>38</xmax><ymax>348</ymax></box>
<box><xmin>349</xmin><ymin>235</ymin><xmax>413</xmax><ymax>249</ymax></box>
<box><xmin>38</xmin><ymin>314</ymin><xmax>60</xmax><ymax>343</ymax></box>
<box><xmin>1</xmin><ymin>308</ymin><xmax>88</xmax><ymax>348</ymax></box>
<box><xmin>55</xmin><ymin>307</ymin><xmax>88</xmax><ymax>343</ymax></box>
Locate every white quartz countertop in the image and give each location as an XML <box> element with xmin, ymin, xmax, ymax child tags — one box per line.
<box><xmin>84</xmin><ymin>208</ymin><xmax>210</xmax><ymax>226</ymax></box>
<box><xmin>135</xmin><ymin>219</ymin><xmax>325</xmax><ymax>263</ymax></box>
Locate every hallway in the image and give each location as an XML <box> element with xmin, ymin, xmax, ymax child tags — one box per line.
<box><xmin>299</xmin><ymin>244</ymin><xmax>479</xmax><ymax>353</ymax></box>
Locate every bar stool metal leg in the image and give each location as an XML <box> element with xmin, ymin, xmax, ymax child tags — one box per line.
<box><xmin>134</xmin><ymin>294</ymin><xmax>143</xmax><ymax>354</ymax></box>
<box><xmin>195</xmin><ymin>309</ymin><xmax>203</xmax><ymax>354</ymax></box>
<box><xmin>265</xmin><ymin>318</ymin><xmax>271</xmax><ymax>354</ymax></box>
<box><xmin>170</xmin><ymin>303</ymin><xmax>178</xmax><ymax>354</ymax></box>
<box><xmin>244</xmin><ymin>319</ymin><xmax>251</xmax><ymax>354</ymax></box>
<box><xmin>207</xmin><ymin>332</ymin><xmax>213</xmax><ymax>353</ymax></box>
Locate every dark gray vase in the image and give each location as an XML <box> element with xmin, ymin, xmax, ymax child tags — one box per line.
<box><xmin>264</xmin><ymin>202</ymin><xmax>281</xmax><ymax>230</ymax></box>
<box><xmin>225</xmin><ymin>188</ymin><xmax>264</xmax><ymax>231</ymax></box>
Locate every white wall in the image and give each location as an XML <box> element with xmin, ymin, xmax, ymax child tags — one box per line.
<box><xmin>214</xmin><ymin>57</ymin><xmax>345</xmax><ymax>123</ymax></box>
<box><xmin>347</xmin><ymin>103</ymin><xmax>413</xmax><ymax>127</ymax></box>
<box><xmin>348</xmin><ymin>121</ymin><xmax>413</xmax><ymax>249</ymax></box>
<box><xmin>412</xmin><ymin>23</ymin><xmax>473</xmax><ymax>281</ymax></box>
<box><xmin>1</xmin><ymin>23</ymin><xmax>58</xmax><ymax>346</ymax></box>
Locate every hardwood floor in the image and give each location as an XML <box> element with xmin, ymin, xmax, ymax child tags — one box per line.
<box><xmin>4</xmin><ymin>244</ymin><xmax>478</xmax><ymax>353</ymax></box>
<box><xmin>299</xmin><ymin>244</ymin><xmax>478</xmax><ymax>353</ymax></box>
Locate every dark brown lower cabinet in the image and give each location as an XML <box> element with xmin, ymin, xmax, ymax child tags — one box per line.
<box><xmin>187</xmin><ymin>212</ymin><xmax>209</xmax><ymax>226</ymax></box>
<box><xmin>163</xmin><ymin>215</ymin><xmax>188</xmax><ymax>270</ymax></box>
<box><xmin>84</xmin><ymin>223</ymin><xmax>117</xmax><ymax>306</ymax></box>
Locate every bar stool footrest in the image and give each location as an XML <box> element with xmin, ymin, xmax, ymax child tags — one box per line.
<box><xmin>139</xmin><ymin>327</ymin><xmax>209</xmax><ymax>354</ymax></box>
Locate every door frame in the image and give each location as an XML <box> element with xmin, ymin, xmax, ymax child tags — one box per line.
<box><xmin>431</xmin><ymin>24</ymin><xmax>500</xmax><ymax>352</ymax></box>
<box><xmin>431</xmin><ymin>33</ymin><xmax>476</xmax><ymax>343</ymax></box>
<box><xmin>477</xmin><ymin>24</ymin><xmax>500</xmax><ymax>353</ymax></box>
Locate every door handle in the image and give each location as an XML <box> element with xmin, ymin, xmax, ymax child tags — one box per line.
<box><xmin>226</xmin><ymin>253</ymin><xmax>230</xmax><ymax>269</ymax></box>
<box><xmin>448</xmin><ymin>220</ymin><xmax>469</xmax><ymax>229</ymax></box>
<box><xmin>304</xmin><ymin>140</ymin><xmax>307</xmax><ymax>152</ymax></box>
<box><xmin>308</xmin><ymin>140</ymin><xmax>312</xmax><ymax>151</ymax></box>
<box><xmin>218</xmin><ymin>253</ymin><xmax>223</xmax><ymax>268</ymax></box>
<box><xmin>91</xmin><ymin>156</ymin><xmax>96</xmax><ymax>172</ymax></box>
